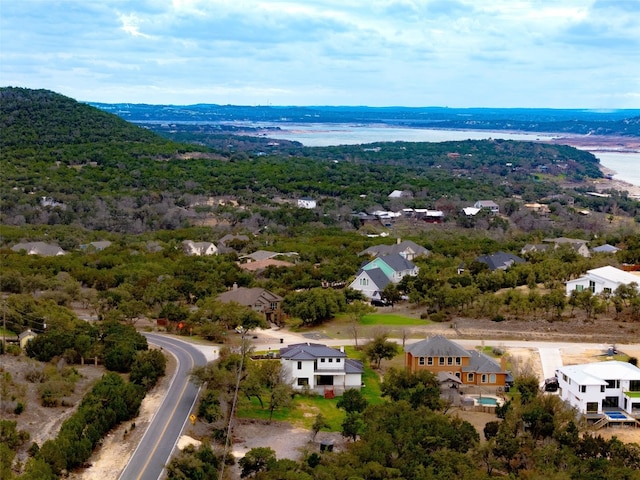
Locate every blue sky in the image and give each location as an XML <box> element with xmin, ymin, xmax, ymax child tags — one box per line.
<box><xmin>1</xmin><ymin>0</ymin><xmax>639</xmax><ymax>108</ymax></box>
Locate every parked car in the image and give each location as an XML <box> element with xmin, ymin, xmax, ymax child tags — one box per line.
<box><xmin>543</xmin><ymin>377</ymin><xmax>559</xmax><ymax>392</ymax></box>
<box><xmin>371</xmin><ymin>299</ymin><xmax>390</xmax><ymax>307</ymax></box>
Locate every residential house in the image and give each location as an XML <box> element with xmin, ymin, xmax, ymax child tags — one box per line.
<box><xmin>405</xmin><ymin>335</ymin><xmax>510</xmax><ymax>387</ymax></box>
<box><xmin>217</xmin><ymin>284</ymin><xmax>283</xmax><ymax>324</ymax></box>
<box><xmin>349</xmin><ymin>268</ymin><xmax>391</xmax><ymax>301</ymax></box>
<box><xmin>475</xmin><ymin>251</ymin><xmax>525</xmax><ymax>271</ymax></box>
<box><xmin>297</xmin><ymin>197</ymin><xmax>317</xmax><ymax>209</ymax></box>
<box><xmin>543</xmin><ymin>237</ymin><xmax>590</xmax><ymax>258</ymax></box>
<box><xmin>80</xmin><ymin>240</ymin><xmax>112</xmax><ymax>252</ymax></box>
<box><xmin>565</xmin><ymin>266</ymin><xmax>640</xmax><ymax>296</ymax></box>
<box><xmin>556</xmin><ymin>361</ymin><xmax>640</xmax><ymax>420</ymax></box>
<box><xmin>18</xmin><ymin>330</ymin><xmax>38</xmax><ymax>349</ymax></box>
<box><xmin>417</xmin><ymin>209</ymin><xmax>445</xmax><ymax>223</ymax></box>
<box><xmin>349</xmin><ymin>253</ymin><xmax>418</xmax><ymax>300</ymax></box>
<box><xmin>461</xmin><ymin>207</ymin><xmax>481</xmax><ymax>217</ymax></box>
<box><xmin>182</xmin><ymin>240</ymin><xmax>218</xmax><ymax>256</ymax></box>
<box><xmin>591</xmin><ymin>244</ymin><xmax>620</xmax><ymax>254</ymax></box>
<box><xmin>240</xmin><ymin>250</ymin><xmax>281</xmax><ymax>262</ymax></box>
<box><xmin>520</xmin><ymin>244</ymin><xmax>552</xmax><ymax>256</ymax></box>
<box><xmin>280</xmin><ymin>343</ymin><xmax>363</xmax><ymax>396</ymax></box>
<box><xmin>388</xmin><ymin>189</ymin><xmax>411</xmax><ymax>199</ymax></box>
<box><xmin>359</xmin><ymin>239</ymin><xmax>430</xmax><ymax>261</ymax></box>
<box><xmin>238</xmin><ymin>258</ymin><xmax>295</xmax><ymax>272</ymax></box>
<box><xmin>523</xmin><ymin>203</ymin><xmax>550</xmax><ymax>215</ymax></box>
<box><xmin>473</xmin><ymin>200</ymin><xmax>500</xmax><ymax>214</ymax></box>
<box><xmin>11</xmin><ymin>242</ymin><xmax>66</xmax><ymax>256</ymax></box>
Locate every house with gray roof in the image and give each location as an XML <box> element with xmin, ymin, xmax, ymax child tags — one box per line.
<box><xmin>543</xmin><ymin>237</ymin><xmax>590</xmax><ymax>257</ymax></box>
<box><xmin>80</xmin><ymin>240</ymin><xmax>112</xmax><ymax>252</ymax></box>
<box><xmin>217</xmin><ymin>284</ymin><xmax>283</xmax><ymax>324</ymax></box>
<box><xmin>280</xmin><ymin>343</ymin><xmax>363</xmax><ymax>395</ymax></box>
<box><xmin>359</xmin><ymin>239</ymin><xmax>430</xmax><ymax>261</ymax></box>
<box><xmin>11</xmin><ymin>242</ymin><xmax>66</xmax><ymax>256</ymax></box>
<box><xmin>591</xmin><ymin>244</ymin><xmax>620</xmax><ymax>254</ymax></box>
<box><xmin>473</xmin><ymin>200</ymin><xmax>500</xmax><ymax>214</ymax></box>
<box><xmin>405</xmin><ymin>335</ymin><xmax>510</xmax><ymax>387</ymax></box>
<box><xmin>349</xmin><ymin>254</ymin><xmax>419</xmax><ymax>300</ymax></box>
<box><xmin>475</xmin><ymin>251</ymin><xmax>525</xmax><ymax>271</ymax></box>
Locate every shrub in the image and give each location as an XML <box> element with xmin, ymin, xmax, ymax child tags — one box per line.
<box><xmin>492</xmin><ymin>314</ymin><xmax>506</xmax><ymax>322</ymax></box>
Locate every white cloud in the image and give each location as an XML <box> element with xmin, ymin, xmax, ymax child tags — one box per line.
<box><xmin>0</xmin><ymin>0</ymin><xmax>638</xmax><ymax>107</ymax></box>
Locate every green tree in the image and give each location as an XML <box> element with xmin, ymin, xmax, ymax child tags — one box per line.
<box><xmin>381</xmin><ymin>368</ymin><xmax>443</xmax><ymax>410</ymax></box>
<box><xmin>336</xmin><ymin>388</ymin><xmax>368</xmax><ymax>413</ymax></box>
<box><xmin>363</xmin><ymin>331</ymin><xmax>399</xmax><ymax>369</ymax></box>
<box><xmin>380</xmin><ymin>283</ymin><xmax>402</xmax><ymax>307</ymax></box>
<box><xmin>238</xmin><ymin>447</ymin><xmax>277</xmax><ymax>478</ymax></box>
<box><xmin>345</xmin><ymin>300</ymin><xmax>375</xmax><ymax>349</ymax></box>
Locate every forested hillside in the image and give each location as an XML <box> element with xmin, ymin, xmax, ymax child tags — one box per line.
<box><xmin>3</xmin><ymin>88</ymin><xmax>636</xmax><ymax>235</ymax></box>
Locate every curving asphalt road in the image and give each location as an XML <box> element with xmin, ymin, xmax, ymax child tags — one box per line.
<box><xmin>119</xmin><ymin>333</ymin><xmax>208</xmax><ymax>480</ymax></box>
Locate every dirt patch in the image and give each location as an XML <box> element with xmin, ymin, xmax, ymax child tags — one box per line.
<box><xmin>1</xmin><ymin>355</ymin><xmax>105</xmax><ymax>469</ymax></box>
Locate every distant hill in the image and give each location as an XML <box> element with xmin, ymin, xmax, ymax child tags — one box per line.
<box><xmin>89</xmin><ymin>102</ymin><xmax>640</xmax><ymax>137</ymax></box>
<box><xmin>2</xmin><ymin>87</ymin><xmax>635</xmax><ymax>235</ymax></box>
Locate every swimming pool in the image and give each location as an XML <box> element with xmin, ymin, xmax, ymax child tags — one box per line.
<box><xmin>469</xmin><ymin>395</ymin><xmax>502</xmax><ymax>407</ymax></box>
<box><xmin>606</xmin><ymin>411</ymin><xmax>628</xmax><ymax>420</ymax></box>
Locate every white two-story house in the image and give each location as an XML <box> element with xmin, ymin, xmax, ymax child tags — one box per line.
<box><xmin>556</xmin><ymin>361</ymin><xmax>640</xmax><ymax>418</ymax></box>
<box><xmin>280</xmin><ymin>343</ymin><xmax>363</xmax><ymax>397</ymax></box>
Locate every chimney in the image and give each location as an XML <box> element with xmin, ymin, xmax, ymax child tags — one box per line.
<box><xmin>340</xmin><ymin>346</ymin><xmax>344</xmax><ymax>353</ymax></box>
<box><xmin>397</xmin><ymin>237</ymin><xmax>401</xmax><ymax>245</ymax></box>
<box><xmin>500</xmin><ymin>356</ymin><xmax>507</xmax><ymax>372</ymax></box>
<box><xmin>232</xmin><ymin>282</ymin><xmax>238</xmax><ymax>290</ymax></box>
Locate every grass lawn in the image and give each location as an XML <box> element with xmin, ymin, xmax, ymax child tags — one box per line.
<box><xmin>236</xmin><ymin>360</ymin><xmax>384</xmax><ymax>431</ymax></box>
<box><xmin>307</xmin><ymin>312</ymin><xmax>432</xmax><ymax>340</ymax></box>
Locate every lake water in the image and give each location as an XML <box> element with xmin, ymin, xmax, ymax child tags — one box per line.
<box><xmin>261</xmin><ymin>124</ymin><xmax>640</xmax><ymax>188</ymax></box>
<box><xmin>265</xmin><ymin>123</ymin><xmax>558</xmax><ymax>145</ymax></box>
<box><xmin>588</xmin><ymin>151</ymin><xmax>640</xmax><ymax>187</ymax></box>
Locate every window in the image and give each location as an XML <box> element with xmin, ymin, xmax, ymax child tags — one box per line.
<box><xmin>439</xmin><ymin>357</ymin><xmax>445</xmax><ymax>365</ymax></box>
<box><xmin>447</xmin><ymin>357</ymin><xmax>453</xmax><ymax>365</ymax></box>
<box><xmin>455</xmin><ymin>357</ymin><xmax>461</xmax><ymax>365</ymax></box>
<box><xmin>328</xmin><ymin>358</ymin><xmax>333</xmax><ymax>363</ymax></box>
<box><xmin>579</xmin><ymin>385</ymin><xmax>586</xmax><ymax>393</ymax></box>
<box><xmin>297</xmin><ymin>361</ymin><xmax>302</xmax><ymax>370</ymax></box>
<box><xmin>320</xmin><ymin>358</ymin><xmax>325</xmax><ymax>363</ymax></box>
<box><xmin>270</xmin><ymin>302</ymin><xmax>278</xmax><ymax>310</ymax></box>
<box><xmin>586</xmin><ymin>402</ymin><xmax>598</xmax><ymax>414</ymax></box>
<box><xmin>630</xmin><ymin>380</ymin><xmax>640</xmax><ymax>392</ymax></box>
<box><xmin>605</xmin><ymin>380</ymin><xmax>619</xmax><ymax>389</ymax></box>
<box><xmin>427</xmin><ymin>357</ymin><xmax>433</xmax><ymax>366</ymax></box>
<box><xmin>467</xmin><ymin>373</ymin><xmax>474</xmax><ymax>382</ymax></box>
<box><xmin>603</xmin><ymin>287</ymin><xmax>612</xmax><ymax>294</ymax></box>
<box><xmin>360</xmin><ymin>278</ymin><xmax>369</xmax><ymax>286</ymax></box>
<box><xmin>419</xmin><ymin>357</ymin><xmax>425</xmax><ymax>366</ymax></box>
<box><xmin>589</xmin><ymin>280</ymin><xmax>596</xmax><ymax>293</ymax></box>
<box><xmin>317</xmin><ymin>375</ymin><xmax>334</xmax><ymax>386</ymax></box>
<box><xmin>576</xmin><ymin>285</ymin><xmax>584</xmax><ymax>292</ymax></box>
<box><xmin>297</xmin><ymin>378</ymin><xmax>309</xmax><ymax>386</ymax></box>
<box><xmin>489</xmin><ymin>374</ymin><xmax>496</xmax><ymax>383</ymax></box>
<box><xmin>601</xmin><ymin>385</ymin><xmax>605</xmax><ymax>393</ymax></box>
<box><xmin>336</xmin><ymin>358</ymin><xmax>341</xmax><ymax>363</ymax></box>
<box><xmin>481</xmin><ymin>374</ymin><xmax>488</xmax><ymax>383</ymax></box>
<box><xmin>455</xmin><ymin>372</ymin><xmax>461</xmax><ymax>379</ymax></box>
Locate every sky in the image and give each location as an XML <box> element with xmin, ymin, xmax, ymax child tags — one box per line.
<box><xmin>1</xmin><ymin>0</ymin><xmax>639</xmax><ymax>108</ymax></box>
